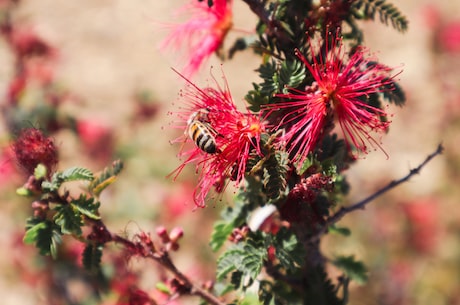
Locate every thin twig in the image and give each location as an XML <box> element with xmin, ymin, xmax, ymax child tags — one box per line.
<box><xmin>147</xmin><ymin>252</ymin><xmax>226</xmax><ymax>305</ymax></box>
<box><xmin>311</xmin><ymin>144</ymin><xmax>444</xmax><ymax>242</ymax></box>
<box><xmin>90</xmin><ymin>220</ymin><xmax>226</xmax><ymax>305</ymax></box>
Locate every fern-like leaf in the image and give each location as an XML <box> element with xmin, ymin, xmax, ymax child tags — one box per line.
<box><xmin>210</xmin><ymin>221</ymin><xmax>234</xmax><ymax>252</ymax></box>
<box><xmin>262</xmin><ymin>150</ymin><xmax>289</xmax><ymax>201</ymax></box>
<box><xmin>333</xmin><ymin>255</ymin><xmax>369</xmax><ymax>284</ymax></box>
<box><xmin>72</xmin><ymin>195</ymin><xmax>101</xmax><ymax>220</ymax></box>
<box><xmin>279</xmin><ymin>59</ymin><xmax>306</xmax><ymax>93</ymax></box>
<box><xmin>352</xmin><ymin>0</ymin><xmax>409</xmax><ymax>32</ymax></box>
<box><xmin>54</xmin><ymin>204</ymin><xmax>84</xmax><ymax>236</ymax></box>
<box><xmin>60</xmin><ymin>167</ymin><xmax>94</xmax><ymax>182</ymax></box>
<box><xmin>83</xmin><ymin>243</ymin><xmax>103</xmax><ymax>272</ymax></box>
<box><xmin>216</xmin><ymin>248</ymin><xmax>244</xmax><ymax>280</ymax></box>
<box><xmin>24</xmin><ymin>218</ymin><xmax>62</xmax><ymax>258</ymax></box>
<box><xmin>89</xmin><ymin>160</ymin><xmax>124</xmax><ymax>196</ymax></box>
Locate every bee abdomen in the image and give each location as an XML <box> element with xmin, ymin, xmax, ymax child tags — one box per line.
<box><xmin>189</xmin><ymin>122</ymin><xmax>218</xmax><ymax>154</ymax></box>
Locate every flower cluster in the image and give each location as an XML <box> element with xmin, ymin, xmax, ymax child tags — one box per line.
<box><xmin>272</xmin><ymin>32</ymin><xmax>397</xmax><ymax>167</ymax></box>
<box><xmin>160</xmin><ymin>0</ymin><xmax>233</xmax><ymax>77</ymax></box>
<box><xmin>170</xmin><ymin>72</ymin><xmax>266</xmax><ymax>207</ymax></box>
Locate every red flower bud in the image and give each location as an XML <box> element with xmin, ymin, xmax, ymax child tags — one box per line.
<box><xmin>169</xmin><ymin>227</ymin><xmax>184</xmax><ymax>243</ymax></box>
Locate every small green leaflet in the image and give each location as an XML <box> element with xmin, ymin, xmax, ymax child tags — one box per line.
<box><xmin>83</xmin><ymin>243</ymin><xmax>103</xmax><ymax>272</ymax></box>
<box><xmin>53</xmin><ymin>195</ymin><xmax>101</xmax><ymax>236</ymax></box>
<box><xmin>24</xmin><ymin>219</ymin><xmax>62</xmax><ymax>259</ymax></box>
<box><xmin>216</xmin><ymin>242</ymin><xmax>267</xmax><ymax>282</ymax></box>
<box><xmin>210</xmin><ymin>222</ymin><xmax>234</xmax><ymax>252</ymax></box>
<box><xmin>89</xmin><ymin>160</ymin><xmax>123</xmax><ymax>196</ymax></box>
<box><xmin>60</xmin><ymin>167</ymin><xmax>94</xmax><ymax>181</ymax></box>
<box><xmin>333</xmin><ymin>255</ymin><xmax>368</xmax><ymax>284</ymax></box>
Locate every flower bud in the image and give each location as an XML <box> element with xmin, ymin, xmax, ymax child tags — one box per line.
<box><xmin>169</xmin><ymin>227</ymin><xmax>184</xmax><ymax>243</ymax></box>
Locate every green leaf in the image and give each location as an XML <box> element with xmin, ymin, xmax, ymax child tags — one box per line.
<box><xmin>89</xmin><ymin>160</ymin><xmax>124</xmax><ymax>196</ymax></box>
<box><xmin>351</xmin><ymin>0</ymin><xmax>409</xmax><ymax>32</ymax></box>
<box><xmin>61</xmin><ymin>166</ymin><xmax>94</xmax><ymax>182</ymax></box>
<box><xmin>216</xmin><ymin>248</ymin><xmax>244</xmax><ymax>280</ymax></box>
<box><xmin>262</xmin><ymin>150</ymin><xmax>288</xmax><ymax>201</ymax></box>
<box><xmin>221</xmin><ymin>197</ymin><xmax>251</xmax><ymax>227</ymax></box>
<box><xmin>279</xmin><ymin>60</ymin><xmax>306</xmax><ymax>93</ymax></box>
<box><xmin>23</xmin><ymin>221</ymin><xmax>48</xmax><ymax>244</ymax></box>
<box><xmin>256</xmin><ymin>61</ymin><xmax>280</xmax><ymax>95</ymax></box>
<box><xmin>82</xmin><ymin>243</ymin><xmax>103</xmax><ymax>272</ymax></box>
<box><xmin>41</xmin><ymin>180</ymin><xmax>59</xmax><ymax>192</ymax></box>
<box><xmin>16</xmin><ymin>187</ymin><xmax>33</xmax><ymax>197</ymax></box>
<box><xmin>54</xmin><ymin>204</ymin><xmax>83</xmax><ymax>236</ymax></box>
<box><xmin>333</xmin><ymin>255</ymin><xmax>368</xmax><ymax>284</ymax></box>
<box><xmin>210</xmin><ymin>221</ymin><xmax>234</xmax><ymax>252</ymax></box>
<box><xmin>24</xmin><ymin>218</ymin><xmax>62</xmax><ymax>258</ymax></box>
<box><xmin>381</xmin><ymin>78</ymin><xmax>406</xmax><ymax>106</ymax></box>
<box><xmin>273</xmin><ymin>228</ymin><xmax>305</xmax><ymax>272</ymax></box>
<box><xmin>328</xmin><ymin>225</ymin><xmax>351</xmax><ymax>236</ymax></box>
<box><xmin>72</xmin><ymin>195</ymin><xmax>101</xmax><ymax>220</ymax></box>
<box><xmin>241</xmin><ymin>242</ymin><xmax>266</xmax><ymax>280</ymax></box>
<box><xmin>245</xmin><ymin>83</ymin><xmax>271</xmax><ymax>112</ymax></box>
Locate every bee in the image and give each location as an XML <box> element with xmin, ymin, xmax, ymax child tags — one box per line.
<box><xmin>186</xmin><ymin>109</ymin><xmax>220</xmax><ymax>154</ymax></box>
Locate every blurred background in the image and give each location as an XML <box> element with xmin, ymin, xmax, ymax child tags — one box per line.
<box><xmin>0</xmin><ymin>0</ymin><xmax>459</xmax><ymax>304</ymax></box>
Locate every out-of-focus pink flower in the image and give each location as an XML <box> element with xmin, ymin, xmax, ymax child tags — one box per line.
<box><xmin>402</xmin><ymin>199</ymin><xmax>439</xmax><ymax>254</ymax></box>
<box><xmin>169</xmin><ymin>71</ymin><xmax>266</xmax><ymax>207</ymax></box>
<box><xmin>422</xmin><ymin>5</ymin><xmax>460</xmax><ymax>54</ymax></box>
<box><xmin>6</xmin><ymin>26</ymin><xmax>56</xmax><ymax>59</ymax></box>
<box><xmin>0</xmin><ymin>146</ymin><xmax>18</xmax><ymax>186</ymax></box>
<box><xmin>436</xmin><ymin>21</ymin><xmax>460</xmax><ymax>54</ymax></box>
<box><xmin>76</xmin><ymin>119</ymin><xmax>114</xmax><ymax>163</ymax></box>
<box><xmin>271</xmin><ymin>32</ymin><xmax>397</xmax><ymax>168</ymax></box>
<box><xmin>160</xmin><ymin>0</ymin><xmax>233</xmax><ymax>77</ymax></box>
<box><xmin>163</xmin><ymin>183</ymin><xmax>195</xmax><ymax>218</ymax></box>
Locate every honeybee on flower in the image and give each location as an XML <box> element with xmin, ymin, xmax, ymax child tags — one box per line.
<box><xmin>169</xmin><ymin>70</ymin><xmax>266</xmax><ymax>207</ymax></box>
<box><xmin>186</xmin><ymin>108</ymin><xmax>220</xmax><ymax>154</ymax></box>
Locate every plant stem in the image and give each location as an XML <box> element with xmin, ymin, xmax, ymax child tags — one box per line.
<box><xmin>311</xmin><ymin>144</ymin><xmax>444</xmax><ymax>242</ymax></box>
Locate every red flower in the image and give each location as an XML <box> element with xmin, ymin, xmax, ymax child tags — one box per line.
<box><xmin>169</xmin><ymin>71</ymin><xmax>266</xmax><ymax>207</ymax></box>
<box><xmin>12</xmin><ymin>128</ymin><xmax>58</xmax><ymax>177</ymax></box>
<box><xmin>160</xmin><ymin>0</ymin><xmax>233</xmax><ymax>77</ymax></box>
<box><xmin>272</xmin><ymin>32</ymin><xmax>397</xmax><ymax>167</ymax></box>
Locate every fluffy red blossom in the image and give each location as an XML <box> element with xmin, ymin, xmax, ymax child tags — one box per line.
<box><xmin>169</xmin><ymin>71</ymin><xmax>266</xmax><ymax>207</ymax></box>
<box><xmin>12</xmin><ymin>128</ymin><xmax>58</xmax><ymax>177</ymax></box>
<box><xmin>160</xmin><ymin>0</ymin><xmax>233</xmax><ymax>77</ymax></box>
<box><xmin>272</xmin><ymin>33</ymin><xmax>397</xmax><ymax>167</ymax></box>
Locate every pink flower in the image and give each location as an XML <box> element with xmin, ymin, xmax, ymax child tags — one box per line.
<box><xmin>169</xmin><ymin>71</ymin><xmax>266</xmax><ymax>207</ymax></box>
<box><xmin>160</xmin><ymin>0</ymin><xmax>233</xmax><ymax>77</ymax></box>
<box><xmin>272</xmin><ymin>32</ymin><xmax>397</xmax><ymax>167</ymax></box>
<box><xmin>76</xmin><ymin>119</ymin><xmax>114</xmax><ymax>163</ymax></box>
